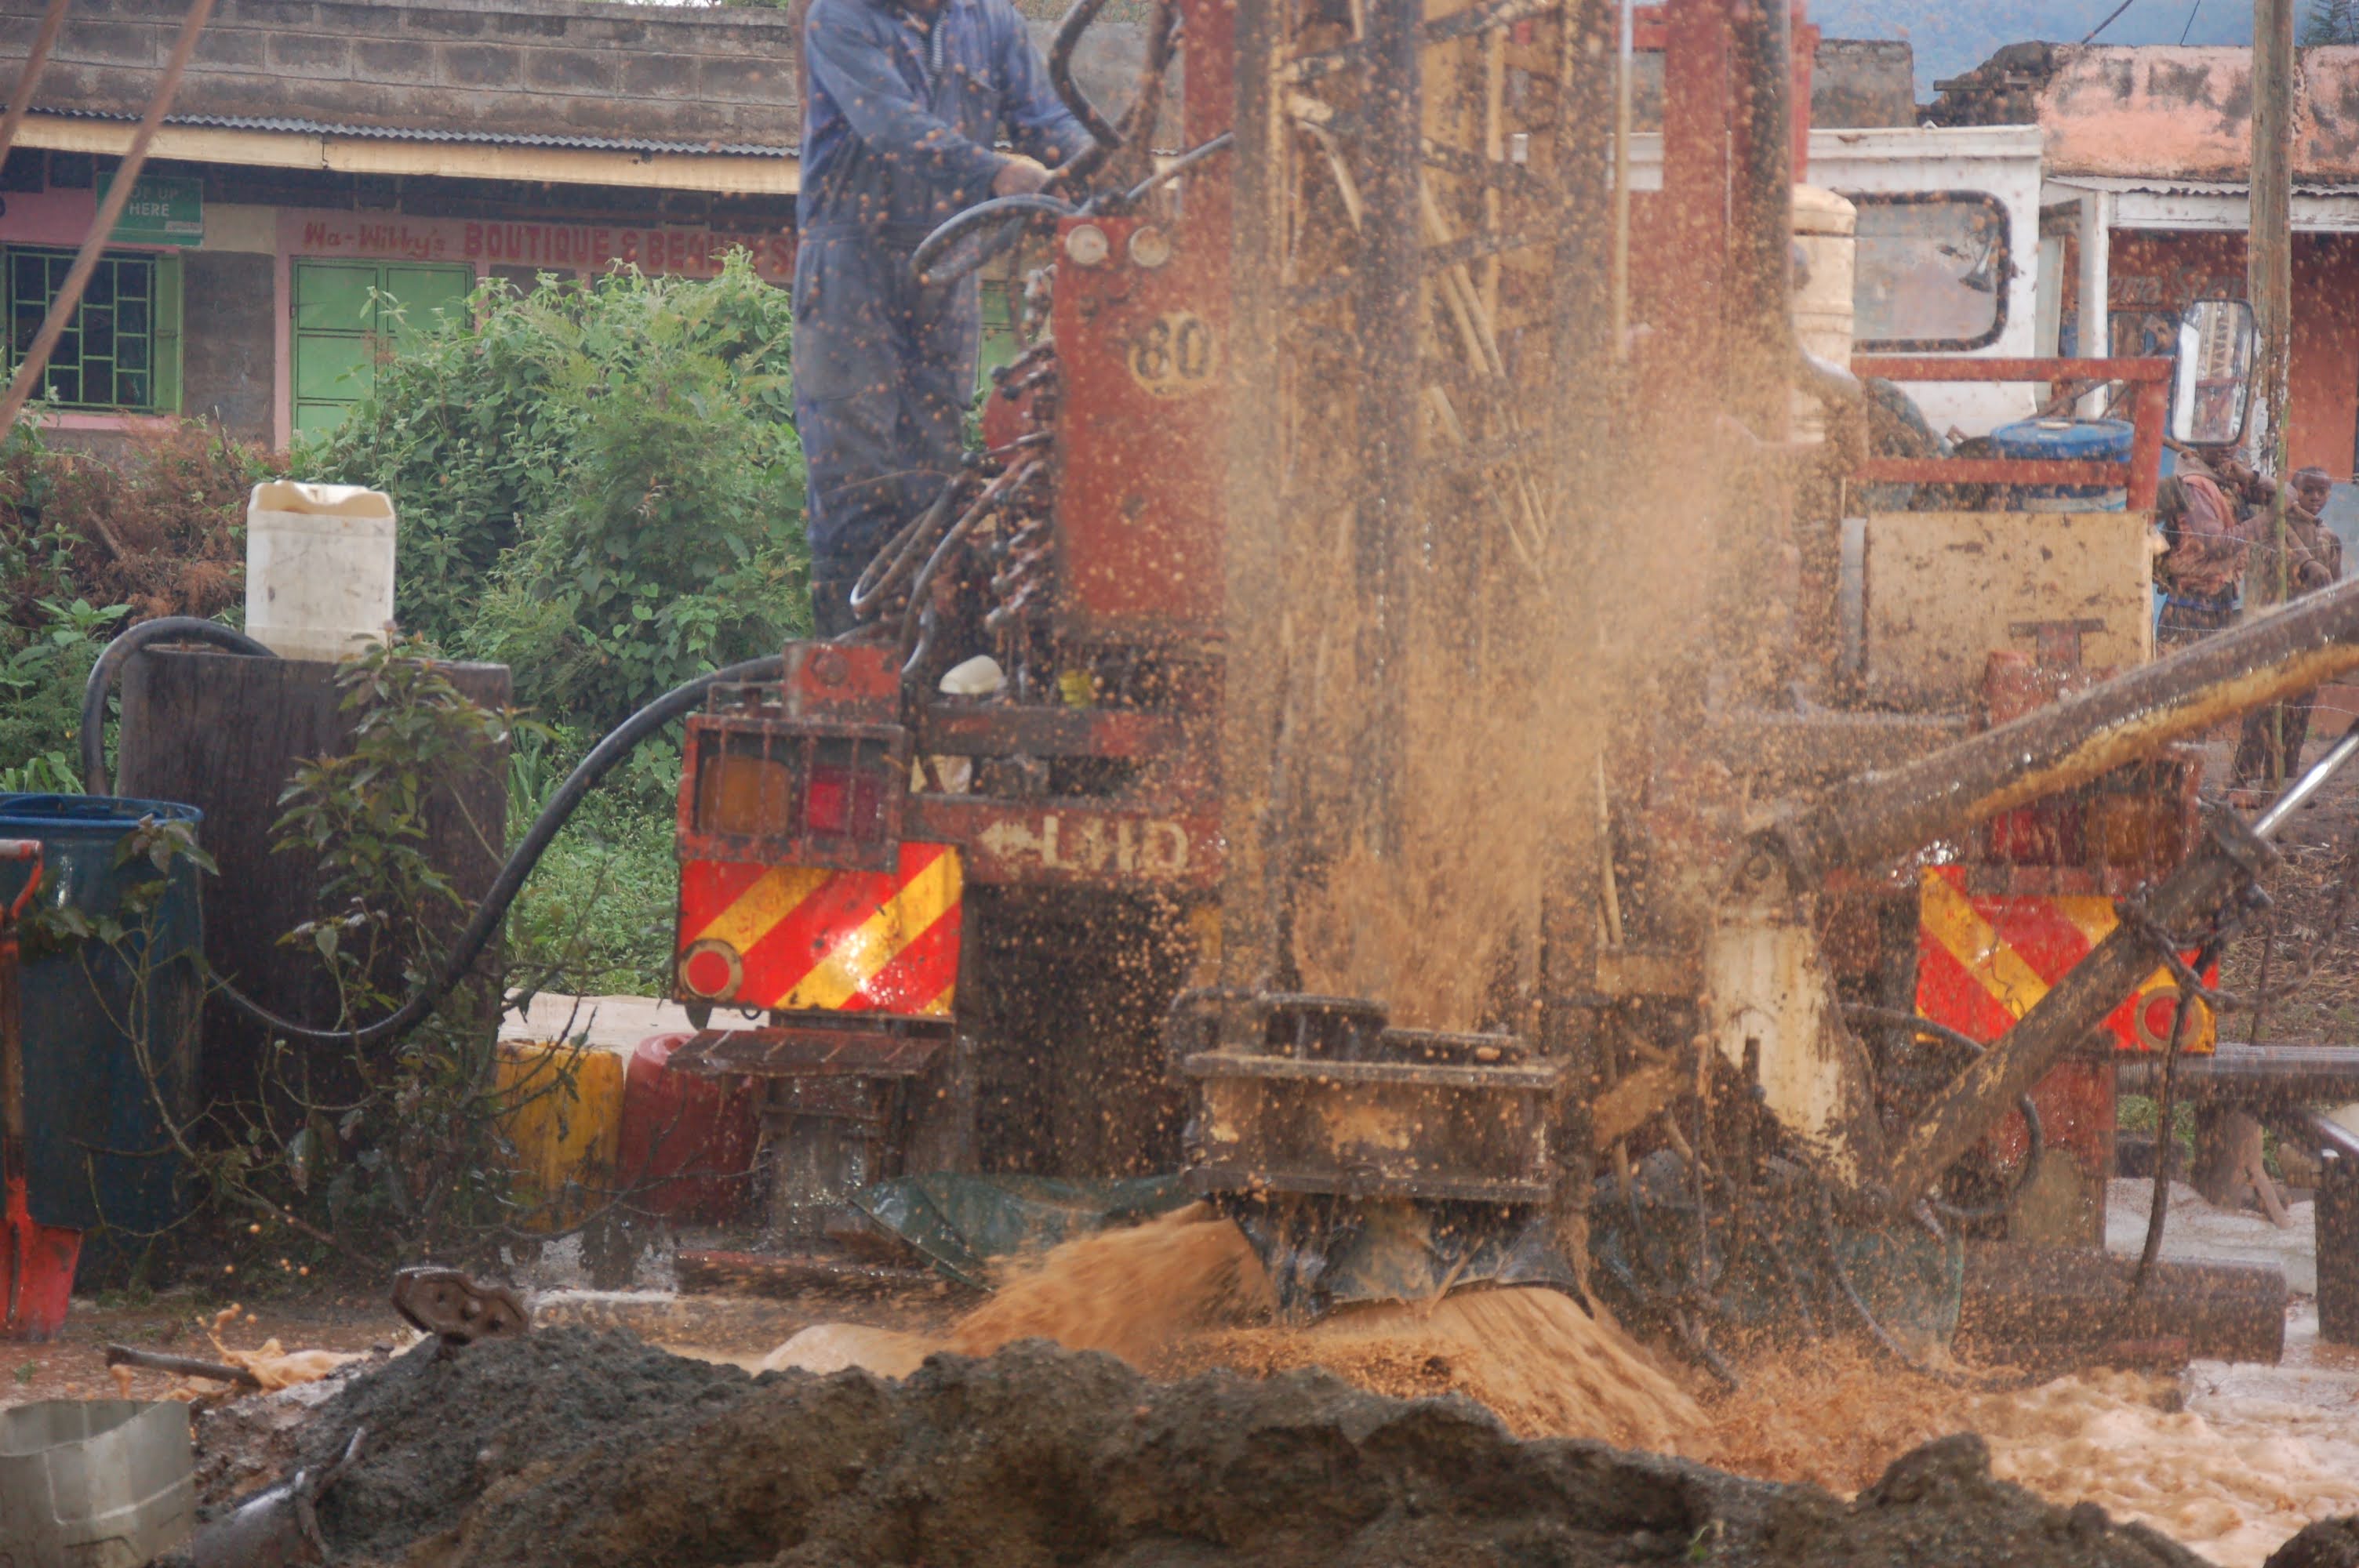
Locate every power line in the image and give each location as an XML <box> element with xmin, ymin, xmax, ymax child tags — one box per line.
<box><xmin>2180</xmin><ymin>0</ymin><xmax>2201</xmax><ymax>43</ymax></box>
<box><xmin>2085</xmin><ymin>0</ymin><xmax>2142</xmax><ymax>42</ymax></box>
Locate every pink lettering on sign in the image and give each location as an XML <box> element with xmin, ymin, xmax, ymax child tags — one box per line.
<box><xmin>296</xmin><ymin>211</ymin><xmax>793</xmax><ymax>283</ymax></box>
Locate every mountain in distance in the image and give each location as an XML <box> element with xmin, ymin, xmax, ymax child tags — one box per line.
<box><xmin>1811</xmin><ymin>0</ymin><xmax>2254</xmax><ymax>98</ymax></box>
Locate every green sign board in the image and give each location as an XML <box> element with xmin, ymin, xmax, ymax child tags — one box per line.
<box><xmin>95</xmin><ymin>172</ymin><xmax>202</xmax><ymax>248</ymax></box>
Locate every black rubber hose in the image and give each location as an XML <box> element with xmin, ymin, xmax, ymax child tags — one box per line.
<box><xmin>197</xmin><ymin>653</ymin><xmax>783</xmax><ymax>1050</ymax></box>
<box><xmin>1049</xmin><ymin>0</ymin><xmax>1124</xmax><ymax>156</ymax></box>
<box><xmin>909</xmin><ymin>192</ymin><xmax>1082</xmax><ymax>287</ymax></box>
<box><xmin>850</xmin><ymin>473</ymin><xmax>965</xmax><ymax>618</ymax></box>
<box><xmin>896</xmin><ymin>463</ymin><xmax>1030</xmax><ymax>662</ymax></box>
<box><xmin>79</xmin><ymin>617</ymin><xmax>275</xmax><ymax>796</ymax></box>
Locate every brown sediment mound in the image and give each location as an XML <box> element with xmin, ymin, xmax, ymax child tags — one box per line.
<box><xmin>930</xmin><ymin>1205</ymin><xmax>1696</xmax><ymax>1451</ymax></box>
<box><xmin>269</xmin><ymin>1327</ymin><xmax>2208</xmax><ymax>1568</ymax></box>
<box><xmin>1685</xmin><ymin>1348</ymin><xmax>1969</xmax><ymax>1496</ymax></box>
<box><xmin>1185</xmin><ymin>1285</ymin><xmax>1703</xmax><ymax>1450</ymax></box>
<box><xmin>946</xmin><ymin>1201</ymin><xmax>1275</xmax><ymax>1367</ymax></box>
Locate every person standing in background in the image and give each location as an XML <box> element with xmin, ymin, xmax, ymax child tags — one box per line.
<box><xmin>2153</xmin><ymin>472</ymin><xmax>2250</xmax><ymax>650</ymax></box>
<box><xmin>2232</xmin><ymin>466</ymin><xmax>2344</xmax><ymax>786</ymax></box>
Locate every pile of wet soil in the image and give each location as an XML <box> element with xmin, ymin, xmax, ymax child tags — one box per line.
<box><xmin>262</xmin><ymin>1327</ymin><xmax>2232</xmax><ymax>1568</ymax></box>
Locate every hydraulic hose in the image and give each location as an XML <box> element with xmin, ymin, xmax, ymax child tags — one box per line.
<box><xmin>78</xmin><ymin>628</ymin><xmax>784</xmax><ymax>1050</ymax></box>
<box><xmin>1841</xmin><ymin>1002</ymin><xmax>2044</xmax><ymax>1222</ymax></box>
<box><xmin>910</xmin><ymin>192</ymin><xmax>1082</xmax><ymax>287</ymax></box>
<box><xmin>1050</xmin><ymin>0</ymin><xmax>1124</xmax><ymax>158</ymax></box>
<box><xmin>223</xmin><ymin>652</ymin><xmax>784</xmax><ymax>1048</ymax></box>
<box><xmin>79</xmin><ymin>617</ymin><xmax>275</xmax><ymax>796</ymax></box>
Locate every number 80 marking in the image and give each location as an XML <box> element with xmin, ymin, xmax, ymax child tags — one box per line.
<box><xmin>1127</xmin><ymin>310</ymin><xmax>1219</xmax><ymax>398</ymax></box>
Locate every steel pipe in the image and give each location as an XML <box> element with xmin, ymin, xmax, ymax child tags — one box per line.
<box><xmin>1958</xmin><ymin>1243</ymin><xmax>2287</xmax><ymax>1365</ymax></box>
<box><xmin>1774</xmin><ymin>573</ymin><xmax>2359</xmax><ymax>884</ymax></box>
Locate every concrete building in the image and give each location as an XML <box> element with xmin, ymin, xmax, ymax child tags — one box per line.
<box><xmin>0</xmin><ymin>0</ymin><xmax>1920</xmax><ymax>456</ymax></box>
<box><xmin>1934</xmin><ymin>42</ymin><xmax>2359</xmax><ymax>482</ymax></box>
<box><xmin>0</xmin><ymin>0</ymin><xmax>802</xmax><ymax>449</ymax></box>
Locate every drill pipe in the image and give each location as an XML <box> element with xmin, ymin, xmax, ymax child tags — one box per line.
<box><xmin>1770</xmin><ymin>572</ymin><xmax>2359</xmax><ymax>885</ymax></box>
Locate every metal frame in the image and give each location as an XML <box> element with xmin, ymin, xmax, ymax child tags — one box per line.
<box><xmin>1850</xmin><ymin>355</ymin><xmax>2174</xmax><ymax>510</ymax></box>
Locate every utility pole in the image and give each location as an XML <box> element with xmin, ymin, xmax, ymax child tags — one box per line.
<box><xmin>2252</xmin><ymin>0</ymin><xmax>2295</xmax><ymax>779</ymax></box>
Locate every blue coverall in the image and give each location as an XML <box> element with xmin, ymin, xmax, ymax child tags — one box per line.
<box><xmin>795</xmin><ymin>0</ymin><xmax>1087</xmax><ymax>633</ymax></box>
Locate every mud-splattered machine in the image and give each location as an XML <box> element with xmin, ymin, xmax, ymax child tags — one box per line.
<box><xmin>662</xmin><ymin>0</ymin><xmax>2359</xmax><ymax>1351</ymax></box>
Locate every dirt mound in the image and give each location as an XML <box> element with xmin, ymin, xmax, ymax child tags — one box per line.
<box><xmin>263</xmin><ymin>1328</ymin><xmax>2210</xmax><ymax>1568</ymax></box>
<box><xmin>291</xmin><ymin>1327</ymin><xmax>758</xmax><ymax>1562</ymax></box>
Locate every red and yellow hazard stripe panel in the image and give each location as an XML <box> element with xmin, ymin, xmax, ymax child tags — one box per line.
<box><xmin>676</xmin><ymin>841</ymin><xmax>961</xmax><ymax>1017</ymax></box>
<box><xmin>1915</xmin><ymin>866</ymin><xmax>2212</xmax><ymax>1054</ymax></box>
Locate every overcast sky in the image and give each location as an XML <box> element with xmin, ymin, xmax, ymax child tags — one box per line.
<box><xmin>1812</xmin><ymin>0</ymin><xmax>2257</xmax><ymax>96</ymax></box>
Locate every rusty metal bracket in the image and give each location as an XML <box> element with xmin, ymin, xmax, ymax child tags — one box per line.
<box><xmin>390</xmin><ymin>1267</ymin><xmax>528</xmax><ymax>1350</ymax></box>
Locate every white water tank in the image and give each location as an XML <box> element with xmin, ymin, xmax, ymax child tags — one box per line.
<box><xmin>243</xmin><ymin>481</ymin><xmax>397</xmax><ymax>663</ymax></box>
<box><xmin>1792</xmin><ymin>184</ymin><xmax>1857</xmax><ymax>444</ymax></box>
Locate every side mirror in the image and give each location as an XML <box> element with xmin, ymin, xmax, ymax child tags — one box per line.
<box><xmin>2171</xmin><ymin>298</ymin><xmax>2257</xmax><ymax>445</ymax></box>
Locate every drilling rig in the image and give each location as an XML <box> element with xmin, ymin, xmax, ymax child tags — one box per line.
<box><xmin>663</xmin><ymin>0</ymin><xmax>2359</xmax><ymax>1363</ymax></box>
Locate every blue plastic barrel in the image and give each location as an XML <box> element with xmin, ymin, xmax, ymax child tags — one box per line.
<box><xmin>0</xmin><ymin>797</ymin><xmax>202</xmax><ymax>1272</ymax></box>
<box><xmin>1989</xmin><ymin>418</ymin><xmax>2136</xmax><ymax>511</ymax></box>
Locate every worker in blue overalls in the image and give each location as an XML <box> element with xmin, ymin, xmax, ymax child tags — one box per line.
<box><xmin>795</xmin><ymin>0</ymin><xmax>1088</xmax><ymax>637</ymax></box>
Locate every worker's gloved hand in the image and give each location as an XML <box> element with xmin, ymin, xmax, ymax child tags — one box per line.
<box><xmin>991</xmin><ymin>155</ymin><xmax>1055</xmax><ymax>198</ymax></box>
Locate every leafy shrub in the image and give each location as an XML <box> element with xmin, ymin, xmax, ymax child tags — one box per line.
<box><xmin>0</xmin><ymin>419</ymin><xmax>273</xmax><ymax>787</ymax></box>
<box><xmin>300</xmin><ymin>252</ymin><xmax>809</xmax><ymax>734</ymax></box>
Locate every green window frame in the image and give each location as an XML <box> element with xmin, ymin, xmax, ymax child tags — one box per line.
<box><xmin>3</xmin><ymin>245</ymin><xmax>180</xmax><ymax>414</ymax></box>
<box><xmin>291</xmin><ymin>258</ymin><xmax>474</xmax><ymax>437</ymax></box>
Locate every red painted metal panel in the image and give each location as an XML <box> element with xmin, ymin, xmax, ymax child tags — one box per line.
<box><xmin>1915</xmin><ymin>867</ymin><xmax>2215</xmax><ymax>1056</ymax></box>
<box><xmin>1046</xmin><ymin>0</ymin><xmax>1233</xmax><ymax>643</ymax></box>
<box><xmin>1050</xmin><ymin>210</ymin><xmax>1227</xmax><ymax>639</ymax></box>
<box><xmin>675</xmin><ymin>841</ymin><xmax>962</xmax><ymax>1017</ymax></box>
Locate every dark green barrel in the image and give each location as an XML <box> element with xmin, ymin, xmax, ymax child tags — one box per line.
<box><xmin>0</xmin><ymin>796</ymin><xmax>202</xmax><ymax>1269</ymax></box>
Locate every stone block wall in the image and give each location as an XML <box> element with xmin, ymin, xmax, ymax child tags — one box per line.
<box><xmin>0</xmin><ymin>0</ymin><xmax>801</xmax><ymax>147</ymax></box>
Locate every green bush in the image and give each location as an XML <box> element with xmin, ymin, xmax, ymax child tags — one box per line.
<box><xmin>299</xmin><ymin>252</ymin><xmax>809</xmax><ymax>734</ymax></box>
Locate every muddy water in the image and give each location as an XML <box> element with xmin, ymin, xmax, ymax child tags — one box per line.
<box><xmin>769</xmin><ymin>1216</ymin><xmax>2359</xmax><ymax>1568</ymax></box>
<box><xmin>1688</xmin><ymin>1352</ymin><xmax>2359</xmax><ymax>1568</ymax></box>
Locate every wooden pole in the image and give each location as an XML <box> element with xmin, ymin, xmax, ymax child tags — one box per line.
<box><xmin>0</xmin><ymin>0</ymin><xmax>214</xmax><ymax>435</ymax></box>
<box><xmin>2252</xmin><ymin>0</ymin><xmax>2295</xmax><ymax>780</ymax></box>
<box><xmin>0</xmin><ymin>0</ymin><xmax>72</xmax><ymax>172</ymax></box>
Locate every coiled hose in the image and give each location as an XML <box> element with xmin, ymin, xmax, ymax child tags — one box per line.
<box><xmin>79</xmin><ymin>617</ymin><xmax>275</xmax><ymax>795</ymax></box>
<box><xmin>78</xmin><ymin>622</ymin><xmax>783</xmax><ymax>1049</ymax></box>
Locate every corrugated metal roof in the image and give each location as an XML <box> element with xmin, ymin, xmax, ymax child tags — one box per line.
<box><xmin>38</xmin><ymin>106</ymin><xmax>797</xmax><ymax>159</ymax></box>
<box><xmin>2046</xmin><ymin>173</ymin><xmax>2359</xmax><ymax>198</ymax></box>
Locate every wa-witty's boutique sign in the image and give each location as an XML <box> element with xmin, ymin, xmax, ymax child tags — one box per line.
<box><xmin>285</xmin><ymin>212</ymin><xmax>794</xmax><ymax>282</ymax></box>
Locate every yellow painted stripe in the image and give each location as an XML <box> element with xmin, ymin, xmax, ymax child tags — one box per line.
<box><xmin>1921</xmin><ymin>873</ymin><xmax>2052</xmax><ymax>1019</ymax></box>
<box><xmin>786</xmin><ymin>850</ymin><xmax>963</xmax><ymax>1011</ymax></box>
<box><xmin>689</xmin><ymin>863</ymin><xmax>835</xmax><ymax>954</ymax></box>
<box><xmin>2052</xmin><ymin>895</ymin><xmax>2120</xmax><ymax>952</ymax></box>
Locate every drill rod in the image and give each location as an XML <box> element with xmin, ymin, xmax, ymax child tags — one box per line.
<box><xmin>1773</xmin><ymin>573</ymin><xmax>2359</xmax><ymax>885</ymax></box>
<box><xmin>1881</xmin><ymin>730</ymin><xmax>2359</xmax><ymax>1211</ymax></box>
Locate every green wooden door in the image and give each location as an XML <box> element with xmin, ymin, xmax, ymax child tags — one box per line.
<box><xmin>292</xmin><ymin>259</ymin><xmax>474</xmax><ymax>436</ymax></box>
